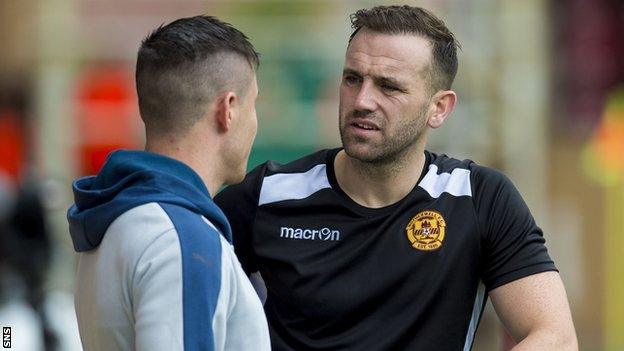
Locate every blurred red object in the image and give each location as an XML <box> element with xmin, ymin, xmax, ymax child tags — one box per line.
<box><xmin>0</xmin><ymin>109</ymin><xmax>25</xmax><ymax>182</ymax></box>
<box><xmin>74</xmin><ymin>66</ymin><xmax>140</xmax><ymax>175</ymax></box>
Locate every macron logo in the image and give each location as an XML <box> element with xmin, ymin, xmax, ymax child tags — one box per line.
<box><xmin>280</xmin><ymin>226</ymin><xmax>341</xmax><ymax>241</ymax></box>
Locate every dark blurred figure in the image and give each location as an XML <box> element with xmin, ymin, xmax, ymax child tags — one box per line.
<box><xmin>1</xmin><ymin>179</ymin><xmax>57</xmax><ymax>351</ymax></box>
<box><xmin>0</xmin><ymin>82</ymin><xmax>57</xmax><ymax>350</ymax></box>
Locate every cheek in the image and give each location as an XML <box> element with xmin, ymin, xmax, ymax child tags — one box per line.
<box><xmin>339</xmin><ymin>84</ymin><xmax>352</xmax><ymax>109</ymax></box>
<box><xmin>245</xmin><ymin>110</ymin><xmax>257</xmax><ymax>151</ymax></box>
<box><xmin>251</xmin><ymin>110</ymin><xmax>258</xmax><ymax>136</ymax></box>
<box><xmin>381</xmin><ymin>105</ymin><xmax>409</xmax><ymax>134</ymax></box>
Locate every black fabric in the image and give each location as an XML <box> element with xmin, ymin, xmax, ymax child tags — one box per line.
<box><xmin>214</xmin><ymin>149</ymin><xmax>556</xmax><ymax>351</ymax></box>
<box><xmin>470</xmin><ymin>165</ymin><xmax>555</xmax><ymax>291</ymax></box>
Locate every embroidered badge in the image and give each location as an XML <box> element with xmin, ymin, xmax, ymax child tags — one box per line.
<box><xmin>405</xmin><ymin>210</ymin><xmax>446</xmax><ymax>251</ymax></box>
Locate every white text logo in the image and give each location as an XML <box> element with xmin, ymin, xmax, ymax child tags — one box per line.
<box><xmin>279</xmin><ymin>227</ymin><xmax>340</xmax><ymax>241</ymax></box>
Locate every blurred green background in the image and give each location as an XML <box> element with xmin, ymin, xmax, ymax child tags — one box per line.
<box><xmin>0</xmin><ymin>0</ymin><xmax>623</xmax><ymax>350</ymax></box>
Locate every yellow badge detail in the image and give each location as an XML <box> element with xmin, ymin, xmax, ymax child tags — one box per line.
<box><xmin>406</xmin><ymin>210</ymin><xmax>446</xmax><ymax>251</ymax></box>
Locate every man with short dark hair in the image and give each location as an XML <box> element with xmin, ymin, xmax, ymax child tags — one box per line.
<box><xmin>68</xmin><ymin>16</ymin><xmax>270</xmax><ymax>350</ymax></box>
<box><xmin>215</xmin><ymin>5</ymin><xmax>578</xmax><ymax>350</ymax></box>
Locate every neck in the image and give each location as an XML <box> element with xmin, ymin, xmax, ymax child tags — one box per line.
<box><xmin>145</xmin><ymin>133</ymin><xmax>223</xmax><ymax>197</ymax></box>
<box><xmin>334</xmin><ymin>145</ymin><xmax>426</xmax><ymax>208</ymax></box>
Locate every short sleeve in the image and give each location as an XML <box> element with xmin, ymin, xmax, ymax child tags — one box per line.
<box><xmin>214</xmin><ymin>163</ymin><xmax>267</xmax><ymax>275</ymax></box>
<box><xmin>471</xmin><ymin>165</ymin><xmax>557</xmax><ymax>292</ymax></box>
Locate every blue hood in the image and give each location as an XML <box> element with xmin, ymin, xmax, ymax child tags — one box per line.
<box><xmin>67</xmin><ymin>150</ymin><xmax>232</xmax><ymax>252</ymax></box>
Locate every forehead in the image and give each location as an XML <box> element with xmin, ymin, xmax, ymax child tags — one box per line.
<box><xmin>345</xmin><ymin>30</ymin><xmax>433</xmax><ymax>78</ymax></box>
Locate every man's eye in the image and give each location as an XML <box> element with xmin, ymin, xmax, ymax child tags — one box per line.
<box><xmin>344</xmin><ymin>75</ymin><xmax>361</xmax><ymax>85</ymax></box>
<box><xmin>381</xmin><ymin>84</ymin><xmax>398</xmax><ymax>92</ymax></box>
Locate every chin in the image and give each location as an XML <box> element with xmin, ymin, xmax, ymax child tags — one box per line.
<box><xmin>341</xmin><ymin>130</ymin><xmax>379</xmax><ymax>162</ymax></box>
<box><xmin>343</xmin><ymin>143</ymin><xmax>380</xmax><ymax>163</ymax></box>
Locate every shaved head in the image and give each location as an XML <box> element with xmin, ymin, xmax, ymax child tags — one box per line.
<box><xmin>136</xmin><ymin>15</ymin><xmax>260</xmax><ymax>138</ymax></box>
<box><xmin>137</xmin><ymin>53</ymin><xmax>253</xmax><ymax>137</ymax></box>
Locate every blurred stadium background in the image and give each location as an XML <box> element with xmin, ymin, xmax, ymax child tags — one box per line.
<box><xmin>0</xmin><ymin>0</ymin><xmax>623</xmax><ymax>350</ymax></box>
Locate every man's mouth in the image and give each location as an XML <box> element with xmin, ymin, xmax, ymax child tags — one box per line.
<box><xmin>351</xmin><ymin>121</ymin><xmax>380</xmax><ymax>131</ymax></box>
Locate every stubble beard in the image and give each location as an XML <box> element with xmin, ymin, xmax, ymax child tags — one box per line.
<box><xmin>339</xmin><ymin>106</ymin><xmax>428</xmax><ymax>167</ymax></box>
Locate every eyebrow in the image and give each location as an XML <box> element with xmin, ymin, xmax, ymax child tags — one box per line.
<box><xmin>342</xmin><ymin>68</ymin><xmax>407</xmax><ymax>91</ymax></box>
<box><xmin>342</xmin><ymin>68</ymin><xmax>360</xmax><ymax>77</ymax></box>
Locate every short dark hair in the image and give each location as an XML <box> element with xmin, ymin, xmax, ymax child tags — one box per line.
<box><xmin>349</xmin><ymin>5</ymin><xmax>459</xmax><ymax>92</ymax></box>
<box><xmin>136</xmin><ymin>15</ymin><xmax>260</xmax><ymax>137</ymax></box>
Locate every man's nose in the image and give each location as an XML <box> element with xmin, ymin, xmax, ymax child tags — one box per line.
<box><xmin>353</xmin><ymin>80</ymin><xmax>378</xmax><ymax>112</ymax></box>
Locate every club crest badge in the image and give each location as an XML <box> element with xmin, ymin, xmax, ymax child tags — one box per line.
<box><xmin>405</xmin><ymin>210</ymin><xmax>446</xmax><ymax>251</ymax></box>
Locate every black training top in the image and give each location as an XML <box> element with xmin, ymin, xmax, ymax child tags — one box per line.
<box><xmin>214</xmin><ymin>148</ymin><xmax>556</xmax><ymax>351</ymax></box>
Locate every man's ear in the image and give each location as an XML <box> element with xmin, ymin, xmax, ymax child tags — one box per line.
<box><xmin>427</xmin><ymin>90</ymin><xmax>457</xmax><ymax>129</ymax></box>
<box><xmin>215</xmin><ymin>91</ymin><xmax>237</xmax><ymax>132</ymax></box>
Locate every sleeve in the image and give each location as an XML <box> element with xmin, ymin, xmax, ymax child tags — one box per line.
<box><xmin>471</xmin><ymin>165</ymin><xmax>557</xmax><ymax>292</ymax></box>
<box><xmin>132</xmin><ymin>228</ymin><xmax>185</xmax><ymax>351</ymax></box>
<box><xmin>214</xmin><ymin>163</ymin><xmax>268</xmax><ymax>275</ymax></box>
<box><xmin>211</xmin><ymin>238</ymin><xmax>271</xmax><ymax>351</ymax></box>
